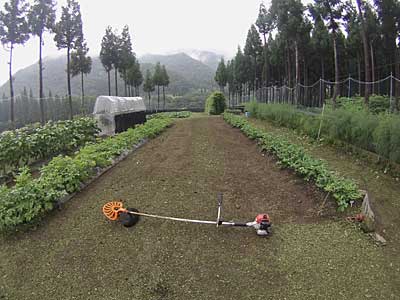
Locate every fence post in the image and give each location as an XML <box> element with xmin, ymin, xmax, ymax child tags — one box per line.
<box><xmin>390</xmin><ymin>72</ymin><xmax>394</xmax><ymax>112</ymax></box>
<box><xmin>319</xmin><ymin>78</ymin><xmax>322</xmax><ymax>107</ymax></box>
<box><xmin>348</xmin><ymin>76</ymin><xmax>351</xmax><ymax>98</ymax></box>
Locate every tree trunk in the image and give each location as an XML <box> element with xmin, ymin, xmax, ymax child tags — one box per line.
<box><xmin>81</xmin><ymin>71</ymin><xmax>85</xmax><ymax>113</ymax></box>
<box><xmin>114</xmin><ymin>68</ymin><xmax>118</xmax><ymax>96</ymax></box>
<box><xmin>287</xmin><ymin>42</ymin><xmax>292</xmax><ymax>88</ymax></box>
<box><xmin>9</xmin><ymin>44</ymin><xmax>15</xmax><ymax>126</ymax></box>
<box><xmin>295</xmin><ymin>40</ymin><xmax>300</xmax><ymax>105</ymax></box>
<box><xmin>67</xmin><ymin>46</ymin><xmax>73</xmax><ymax>120</ymax></box>
<box><xmin>107</xmin><ymin>70</ymin><xmax>111</xmax><ymax>96</ymax></box>
<box><xmin>157</xmin><ymin>85</ymin><xmax>160</xmax><ymax>111</ymax></box>
<box><xmin>321</xmin><ymin>57</ymin><xmax>325</xmax><ymax>80</ymax></box>
<box><xmin>262</xmin><ymin>33</ymin><xmax>268</xmax><ymax>89</ymax></box>
<box><xmin>254</xmin><ymin>56</ymin><xmax>257</xmax><ymax>100</ymax></box>
<box><xmin>395</xmin><ymin>49</ymin><xmax>400</xmax><ymax>112</ymax></box>
<box><xmin>370</xmin><ymin>42</ymin><xmax>376</xmax><ymax>95</ymax></box>
<box><xmin>124</xmin><ymin>70</ymin><xmax>127</xmax><ymax>96</ymax></box>
<box><xmin>148</xmin><ymin>92</ymin><xmax>151</xmax><ymax>111</ymax></box>
<box><xmin>163</xmin><ymin>85</ymin><xmax>166</xmax><ymax>110</ymax></box>
<box><xmin>39</xmin><ymin>34</ymin><xmax>45</xmax><ymax>124</ymax></box>
<box><xmin>356</xmin><ymin>0</ymin><xmax>370</xmax><ymax>106</ymax></box>
<box><xmin>357</xmin><ymin>54</ymin><xmax>362</xmax><ymax>95</ymax></box>
<box><xmin>332</xmin><ymin>36</ymin><xmax>339</xmax><ymax>108</ymax></box>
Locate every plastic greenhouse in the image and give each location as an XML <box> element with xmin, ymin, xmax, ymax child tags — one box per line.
<box><xmin>93</xmin><ymin>96</ymin><xmax>146</xmax><ymax>136</ymax></box>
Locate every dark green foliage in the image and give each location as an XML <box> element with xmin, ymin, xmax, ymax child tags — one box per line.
<box><xmin>205</xmin><ymin>92</ymin><xmax>226</xmax><ymax>115</ymax></box>
<box><xmin>223</xmin><ymin>112</ymin><xmax>362</xmax><ymax>211</ymax></box>
<box><xmin>214</xmin><ymin>58</ymin><xmax>228</xmax><ymax>91</ymax></box>
<box><xmin>100</xmin><ymin>26</ymin><xmax>115</xmax><ymax>95</ymax></box>
<box><xmin>143</xmin><ymin>69</ymin><xmax>155</xmax><ymax>107</ymax></box>
<box><xmin>0</xmin><ymin>117</ymin><xmax>172</xmax><ymax>231</ymax></box>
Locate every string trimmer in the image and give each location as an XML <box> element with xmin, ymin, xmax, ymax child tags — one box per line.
<box><xmin>102</xmin><ymin>194</ymin><xmax>272</xmax><ymax>236</ymax></box>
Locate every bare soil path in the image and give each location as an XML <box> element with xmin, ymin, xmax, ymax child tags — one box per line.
<box><xmin>0</xmin><ymin>116</ymin><xmax>397</xmax><ymax>300</ymax></box>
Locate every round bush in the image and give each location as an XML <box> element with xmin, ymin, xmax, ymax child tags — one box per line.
<box><xmin>205</xmin><ymin>92</ymin><xmax>226</xmax><ymax>115</ymax></box>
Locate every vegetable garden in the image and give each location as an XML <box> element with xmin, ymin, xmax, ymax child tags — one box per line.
<box><xmin>1</xmin><ymin>114</ymin><xmax>398</xmax><ymax>300</ymax></box>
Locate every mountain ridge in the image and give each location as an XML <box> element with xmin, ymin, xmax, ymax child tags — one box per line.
<box><xmin>0</xmin><ymin>51</ymin><xmax>217</xmax><ymax>98</ymax></box>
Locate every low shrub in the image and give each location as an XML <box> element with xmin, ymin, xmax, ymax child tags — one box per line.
<box><xmin>223</xmin><ymin>113</ymin><xmax>362</xmax><ymax>211</ymax></box>
<box><xmin>205</xmin><ymin>92</ymin><xmax>226</xmax><ymax>115</ymax></box>
<box><xmin>0</xmin><ymin>118</ymin><xmax>173</xmax><ymax>231</ymax></box>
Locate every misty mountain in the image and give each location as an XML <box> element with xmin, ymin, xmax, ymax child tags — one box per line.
<box><xmin>0</xmin><ymin>52</ymin><xmax>217</xmax><ymax>98</ymax></box>
<box><xmin>184</xmin><ymin>50</ymin><xmax>224</xmax><ymax>70</ymax></box>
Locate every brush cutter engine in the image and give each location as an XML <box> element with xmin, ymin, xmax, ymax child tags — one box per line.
<box><xmin>102</xmin><ymin>194</ymin><xmax>272</xmax><ymax>237</ymax></box>
<box><xmin>252</xmin><ymin>214</ymin><xmax>272</xmax><ymax>236</ymax></box>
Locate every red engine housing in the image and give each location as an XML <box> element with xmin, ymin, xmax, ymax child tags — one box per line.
<box><xmin>255</xmin><ymin>214</ymin><xmax>270</xmax><ymax>224</ymax></box>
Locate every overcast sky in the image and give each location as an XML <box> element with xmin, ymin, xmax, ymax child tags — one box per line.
<box><xmin>0</xmin><ymin>0</ymin><xmax>311</xmax><ymax>86</ymax></box>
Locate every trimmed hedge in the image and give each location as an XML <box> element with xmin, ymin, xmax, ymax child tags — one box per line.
<box><xmin>245</xmin><ymin>102</ymin><xmax>400</xmax><ymax>164</ymax></box>
<box><xmin>0</xmin><ymin>118</ymin><xmax>172</xmax><ymax>231</ymax></box>
<box><xmin>205</xmin><ymin>91</ymin><xmax>226</xmax><ymax>115</ymax></box>
<box><xmin>223</xmin><ymin>113</ymin><xmax>362</xmax><ymax>211</ymax></box>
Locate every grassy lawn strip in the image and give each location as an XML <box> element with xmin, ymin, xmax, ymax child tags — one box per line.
<box><xmin>223</xmin><ymin>113</ymin><xmax>361</xmax><ymax>211</ymax></box>
<box><xmin>0</xmin><ymin>117</ymin><xmax>173</xmax><ymax>231</ymax></box>
<box><xmin>0</xmin><ymin>117</ymin><xmax>99</xmax><ymax>178</ymax></box>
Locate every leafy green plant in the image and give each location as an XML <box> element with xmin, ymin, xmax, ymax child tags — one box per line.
<box><xmin>0</xmin><ymin>117</ymin><xmax>99</xmax><ymax>177</ymax></box>
<box><xmin>147</xmin><ymin>111</ymin><xmax>192</xmax><ymax>120</ymax></box>
<box><xmin>0</xmin><ymin>118</ymin><xmax>173</xmax><ymax>231</ymax></box>
<box><xmin>223</xmin><ymin>113</ymin><xmax>362</xmax><ymax>211</ymax></box>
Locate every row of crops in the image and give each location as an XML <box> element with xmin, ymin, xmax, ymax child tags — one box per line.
<box><xmin>245</xmin><ymin>102</ymin><xmax>400</xmax><ymax>164</ymax></box>
<box><xmin>0</xmin><ymin>117</ymin><xmax>173</xmax><ymax>231</ymax></box>
<box><xmin>0</xmin><ymin>118</ymin><xmax>99</xmax><ymax>178</ymax></box>
<box><xmin>223</xmin><ymin>113</ymin><xmax>362</xmax><ymax>211</ymax></box>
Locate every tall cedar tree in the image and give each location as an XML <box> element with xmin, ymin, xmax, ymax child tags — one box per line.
<box><xmin>364</xmin><ymin>3</ymin><xmax>380</xmax><ymax>93</ymax></box>
<box><xmin>0</xmin><ymin>0</ymin><xmax>30</xmax><ymax>126</ymax></box>
<box><xmin>70</xmin><ymin>37</ymin><xmax>92</xmax><ymax>111</ymax></box>
<box><xmin>111</xmin><ymin>28</ymin><xmax>121</xmax><ymax>96</ymax></box>
<box><xmin>215</xmin><ymin>58</ymin><xmax>228</xmax><ymax>92</ymax></box>
<box><xmin>152</xmin><ymin>62</ymin><xmax>163</xmax><ymax>111</ymax></box>
<box><xmin>143</xmin><ymin>69</ymin><xmax>155</xmax><ymax>110</ymax></box>
<box><xmin>374</xmin><ymin>0</ymin><xmax>399</xmax><ymax>111</ymax></box>
<box><xmin>100</xmin><ymin>26</ymin><xmax>114</xmax><ymax>96</ymax></box>
<box><xmin>244</xmin><ymin>24</ymin><xmax>263</xmax><ymax>97</ymax></box>
<box><xmin>234</xmin><ymin>46</ymin><xmax>247</xmax><ymax>102</ymax></box>
<box><xmin>269</xmin><ymin>0</ymin><xmax>306</xmax><ymax>103</ymax></box>
<box><xmin>127</xmin><ymin>59</ymin><xmax>143</xmax><ymax>97</ymax></box>
<box><xmin>54</xmin><ymin>0</ymin><xmax>83</xmax><ymax>119</ymax></box>
<box><xmin>309</xmin><ymin>5</ymin><xmax>331</xmax><ymax>80</ymax></box>
<box><xmin>354</xmin><ymin>0</ymin><xmax>371</xmax><ymax>106</ymax></box>
<box><xmin>161</xmin><ymin>65</ymin><xmax>169</xmax><ymax>110</ymax></box>
<box><xmin>28</xmin><ymin>0</ymin><xmax>56</xmax><ymax>124</ymax></box>
<box><xmin>313</xmin><ymin>0</ymin><xmax>344</xmax><ymax>107</ymax></box>
<box><xmin>124</xmin><ymin>55</ymin><xmax>136</xmax><ymax>96</ymax></box>
<box><xmin>118</xmin><ymin>25</ymin><xmax>133</xmax><ymax>97</ymax></box>
<box><xmin>256</xmin><ymin>3</ymin><xmax>273</xmax><ymax>87</ymax></box>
